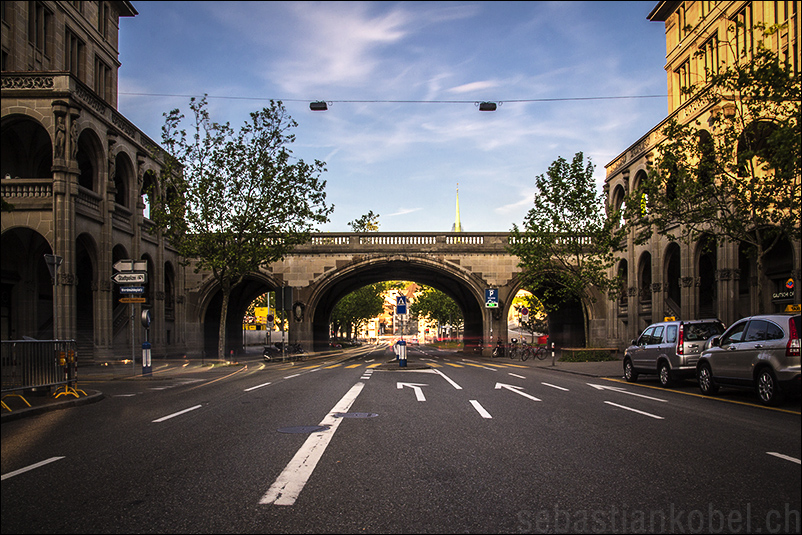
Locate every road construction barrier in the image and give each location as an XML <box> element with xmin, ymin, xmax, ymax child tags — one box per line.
<box><xmin>1</xmin><ymin>340</ymin><xmax>85</xmax><ymax>411</ymax></box>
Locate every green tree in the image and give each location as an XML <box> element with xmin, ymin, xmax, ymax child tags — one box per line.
<box><xmin>410</xmin><ymin>285</ymin><xmax>463</xmax><ymax>337</ymax></box>
<box><xmin>623</xmin><ymin>23</ymin><xmax>800</xmax><ymax>311</ymax></box>
<box><xmin>330</xmin><ymin>282</ymin><xmax>388</xmax><ymax>340</ymax></box>
<box><xmin>509</xmin><ymin>152</ymin><xmax>624</xmax><ymax>347</ymax></box>
<box><xmin>150</xmin><ymin>96</ymin><xmax>333</xmax><ymax>359</ymax></box>
<box><xmin>348</xmin><ymin>211</ymin><xmax>380</xmax><ymax>232</ymax></box>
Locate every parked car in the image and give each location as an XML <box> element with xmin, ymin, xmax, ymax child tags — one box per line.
<box><xmin>696</xmin><ymin>313</ymin><xmax>801</xmax><ymax>406</ymax></box>
<box><xmin>623</xmin><ymin>318</ymin><xmax>726</xmax><ymax>387</ymax></box>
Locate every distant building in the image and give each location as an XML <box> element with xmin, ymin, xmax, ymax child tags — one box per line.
<box><xmin>1</xmin><ymin>1</ymin><xmax>188</xmax><ymax>361</ymax></box>
<box><xmin>604</xmin><ymin>1</ymin><xmax>800</xmax><ymax>344</ymax></box>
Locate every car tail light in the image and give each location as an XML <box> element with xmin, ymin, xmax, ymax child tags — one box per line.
<box><xmin>787</xmin><ymin>318</ymin><xmax>800</xmax><ymax>357</ymax></box>
<box><xmin>676</xmin><ymin>323</ymin><xmax>684</xmax><ymax>355</ymax></box>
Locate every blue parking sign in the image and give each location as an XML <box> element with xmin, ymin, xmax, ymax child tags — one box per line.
<box><xmin>485</xmin><ymin>289</ymin><xmax>499</xmax><ymax>308</ymax></box>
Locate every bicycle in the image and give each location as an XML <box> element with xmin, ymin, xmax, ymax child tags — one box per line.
<box><xmin>519</xmin><ymin>340</ymin><xmax>547</xmax><ymax>361</ymax></box>
<box><xmin>509</xmin><ymin>338</ymin><xmax>522</xmax><ymax>360</ymax></box>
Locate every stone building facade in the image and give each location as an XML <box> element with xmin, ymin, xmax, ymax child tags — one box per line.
<box><xmin>1</xmin><ymin>1</ymin><xmax>193</xmax><ymax>362</ymax></box>
<box><xmin>604</xmin><ymin>1</ymin><xmax>801</xmax><ymax>345</ymax></box>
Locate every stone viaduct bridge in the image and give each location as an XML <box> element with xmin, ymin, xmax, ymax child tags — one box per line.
<box><xmin>191</xmin><ymin>232</ymin><xmax>593</xmax><ymax>357</ymax></box>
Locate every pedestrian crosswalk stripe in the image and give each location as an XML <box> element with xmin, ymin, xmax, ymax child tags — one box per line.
<box><xmin>366</xmin><ymin>363</ymin><xmax>382</xmax><ymax>368</ymax></box>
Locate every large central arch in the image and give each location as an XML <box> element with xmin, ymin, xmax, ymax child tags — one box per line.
<box><xmin>306</xmin><ymin>255</ymin><xmax>487</xmax><ymax>352</ymax></box>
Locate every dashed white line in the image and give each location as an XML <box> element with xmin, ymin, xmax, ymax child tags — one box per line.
<box><xmin>767</xmin><ymin>452</ymin><xmax>801</xmax><ymax>464</ymax></box>
<box><xmin>604</xmin><ymin>401</ymin><xmax>664</xmax><ymax>420</ymax></box>
<box><xmin>152</xmin><ymin>404</ymin><xmax>203</xmax><ymax>423</ymax></box>
<box><xmin>245</xmin><ymin>381</ymin><xmax>272</xmax><ymax>392</ymax></box>
<box><xmin>541</xmin><ymin>382</ymin><xmax>569</xmax><ymax>391</ymax></box>
<box><xmin>2</xmin><ymin>457</ymin><xmax>65</xmax><ymax>481</ymax></box>
<box><xmin>470</xmin><ymin>400</ymin><xmax>492</xmax><ymax>419</ymax></box>
<box><xmin>508</xmin><ymin>373</ymin><xmax>526</xmax><ymax>379</ymax></box>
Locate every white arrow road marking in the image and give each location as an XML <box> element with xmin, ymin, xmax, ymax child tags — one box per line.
<box><xmin>494</xmin><ymin>383</ymin><xmax>541</xmax><ymax>401</ymax></box>
<box><xmin>470</xmin><ymin>400</ymin><xmax>492</xmax><ymax>418</ymax></box>
<box><xmin>260</xmin><ymin>382</ymin><xmax>365</xmax><ymax>506</ymax></box>
<box><xmin>604</xmin><ymin>401</ymin><xmax>664</xmax><ymax>419</ymax></box>
<box><xmin>587</xmin><ymin>383</ymin><xmax>668</xmax><ymax>402</ymax></box>
<box><xmin>397</xmin><ymin>382</ymin><xmax>428</xmax><ymax>401</ymax></box>
<box><xmin>767</xmin><ymin>452</ymin><xmax>801</xmax><ymax>464</ymax></box>
<box><xmin>1</xmin><ymin>457</ymin><xmax>65</xmax><ymax>481</ymax></box>
<box><xmin>541</xmin><ymin>382</ymin><xmax>569</xmax><ymax>391</ymax></box>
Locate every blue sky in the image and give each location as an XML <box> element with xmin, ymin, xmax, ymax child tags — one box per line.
<box><xmin>118</xmin><ymin>1</ymin><xmax>668</xmax><ymax>233</ymax></box>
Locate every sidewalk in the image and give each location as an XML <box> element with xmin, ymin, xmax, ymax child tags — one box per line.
<box><xmin>2</xmin><ymin>353</ymin><xmax>625</xmax><ymax>423</ymax></box>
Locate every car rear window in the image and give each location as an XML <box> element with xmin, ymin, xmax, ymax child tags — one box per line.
<box><xmin>685</xmin><ymin>322</ymin><xmax>724</xmax><ymax>341</ymax></box>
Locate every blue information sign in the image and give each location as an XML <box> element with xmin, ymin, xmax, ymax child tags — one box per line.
<box><xmin>485</xmin><ymin>288</ymin><xmax>499</xmax><ymax>308</ymax></box>
<box><xmin>396</xmin><ymin>295</ymin><xmax>407</xmax><ymax>315</ymax></box>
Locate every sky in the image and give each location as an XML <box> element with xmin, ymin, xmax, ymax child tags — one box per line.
<box><xmin>118</xmin><ymin>1</ymin><xmax>669</xmax><ymax>233</ymax></box>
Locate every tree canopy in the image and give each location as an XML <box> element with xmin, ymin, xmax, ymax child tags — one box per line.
<box><xmin>509</xmin><ymin>152</ymin><xmax>624</xmax><ymax>346</ymax></box>
<box><xmin>149</xmin><ymin>96</ymin><xmax>333</xmax><ymax>359</ymax></box>
<box><xmin>410</xmin><ymin>285</ymin><xmax>463</xmax><ymax>331</ymax></box>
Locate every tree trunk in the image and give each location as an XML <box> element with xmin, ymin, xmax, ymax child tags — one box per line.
<box><xmin>217</xmin><ymin>277</ymin><xmax>231</xmax><ymax>361</ymax></box>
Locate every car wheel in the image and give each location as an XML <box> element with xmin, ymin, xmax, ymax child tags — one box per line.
<box><xmin>697</xmin><ymin>363</ymin><xmax>719</xmax><ymax>396</ymax></box>
<box><xmin>756</xmin><ymin>368</ymin><xmax>783</xmax><ymax>406</ymax></box>
<box><xmin>658</xmin><ymin>362</ymin><xmax>673</xmax><ymax>387</ymax></box>
<box><xmin>623</xmin><ymin>358</ymin><xmax>638</xmax><ymax>382</ymax></box>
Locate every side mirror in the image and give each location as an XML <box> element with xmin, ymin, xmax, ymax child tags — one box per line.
<box><xmin>709</xmin><ymin>336</ymin><xmax>720</xmax><ymax>347</ymax></box>
<box><xmin>631</xmin><ymin>339</ymin><xmax>637</xmax><ymax>346</ymax></box>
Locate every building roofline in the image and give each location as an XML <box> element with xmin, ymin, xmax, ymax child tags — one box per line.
<box><xmin>115</xmin><ymin>1</ymin><xmax>138</xmax><ymax>17</ymax></box>
<box><xmin>647</xmin><ymin>1</ymin><xmax>681</xmax><ymax>22</ymax></box>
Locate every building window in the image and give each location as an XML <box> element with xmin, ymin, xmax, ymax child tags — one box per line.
<box><xmin>65</xmin><ymin>28</ymin><xmax>85</xmax><ymax>81</ymax></box>
<box><xmin>675</xmin><ymin>58</ymin><xmax>692</xmax><ymax>104</ymax></box>
<box><xmin>732</xmin><ymin>3</ymin><xmax>753</xmax><ymax>59</ymax></box>
<box><xmin>94</xmin><ymin>56</ymin><xmax>112</xmax><ymax>102</ymax></box>
<box><xmin>700</xmin><ymin>34</ymin><xmax>719</xmax><ymax>81</ymax></box>
<box><xmin>677</xmin><ymin>3</ymin><xmax>687</xmax><ymax>41</ymax></box>
<box><xmin>98</xmin><ymin>2</ymin><xmax>109</xmax><ymax>40</ymax></box>
<box><xmin>28</xmin><ymin>1</ymin><xmax>53</xmax><ymax>57</ymax></box>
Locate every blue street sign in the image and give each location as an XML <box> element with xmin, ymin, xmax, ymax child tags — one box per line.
<box><xmin>396</xmin><ymin>295</ymin><xmax>407</xmax><ymax>315</ymax></box>
<box><xmin>485</xmin><ymin>288</ymin><xmax>499</xmax><ymax>308</ymax></box>
<box><xmin>120</xmin><ymin>286</ymin><xmax>145</xmax><ymax>294</ymax></box>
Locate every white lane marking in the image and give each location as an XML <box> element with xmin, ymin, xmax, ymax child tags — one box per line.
<box><xmin>508</xmin><ymin>373</ymin><xmax>526</xmax><ymax>379</ymax></box>
<box><xmin>397</xmin><ymin>382</ymin><xmax>428</xmax><ymax>401</ymax></box>
<box><xmin>494</xmin><ymin>382</ymin><xmax>541</xmax><ymax>402</ymax></box>
<box><xmin>542</xmin><ymin>382</ymin><xmax>569</xmax><ymax>391</ymax></box>
<box><xmin>2</xmin><ymin>457</ymin><xmax>65</xmax><ymax>481</ymax></box>
<box><xmin>588</xmin><ymin>383</ymin><xmax>668</xmax><ymax>402</ymax></box>
<box><xmin>260</xmin><ymin>382</ymin><xmax>365</xmax><ymax>506</ymax></box>
<box><xmin>767</xmin><ymin>452</ymin><xmax>801</xmax><ymax>464</ymax></box>
<box><xmin>245</xmin><ymin>382</ymin><xmax>272</xmax><ymax>392</ymax></box>
<box><xmin>152</xmin><ymin>404</ymin><xmax>203</xmax><ymax>423</ymax></box>
<box><xmin>114</xmin><ymin>394</ymin><xmax>138</xmax><ymax>397</ymax></box>
<box><xmin>470</xmin><ymin>400</ymin><xmax>492</xmax><ymax>419</ymax></box>
<box><xmin>432</xmin><ymin>368</ymin><xmax>463</xmax><ymax>390</ymax></box>
<box><xmin>604</xmin><ymin>401</ymin><xmax>664</xmax><ymax>420</ymax></box>
<box><xmin>284</xmin><ymin>374</ymin><xmax>301</xmax><ymax>379</ymax></box>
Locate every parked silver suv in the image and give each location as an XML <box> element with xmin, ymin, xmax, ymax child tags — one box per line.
<box><xmin>696</xmin><ymin>313</ymin><xmax>801</xmax><ymax>406</ymax></box>
<box><xmin>623</xmin><ymin>319</ymin><xmax>726</xmax><ymax>387</ymax></box>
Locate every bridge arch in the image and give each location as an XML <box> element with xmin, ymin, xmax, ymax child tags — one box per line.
<box><xmin>304</xmin><ymin>254</ymin><xmax>488</xmax><ymax>352</ymax></box>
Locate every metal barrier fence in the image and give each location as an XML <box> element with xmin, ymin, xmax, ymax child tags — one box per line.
<box><xmin>1</xmin><ymin>340</ymin><xmax>81</xmax><ymax>408</ymax></box>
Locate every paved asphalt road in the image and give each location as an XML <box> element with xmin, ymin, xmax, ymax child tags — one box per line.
<box><xmin>2</xmin><ymin>344</ymin><xmax>800</xmax><ymax>534</ymax></box>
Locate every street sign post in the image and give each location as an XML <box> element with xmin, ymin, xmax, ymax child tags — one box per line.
<box><xmin>113</xmin><ymin>259</ymin><xmax>148</xmax><ymax>373</ymax></box>
<box><xmin>111</xmin><ymin>272</ymin><xmax>147</xmax><ymax>284</ymax></box>
<box><xmin>396</xmin><ymin>295</ymin><xmax>407</xmax><ymax>315</ymax></box>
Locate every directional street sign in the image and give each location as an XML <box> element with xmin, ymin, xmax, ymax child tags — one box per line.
<box><xmin>111</xmin><ymin>272</ymin><xmax>147</xmax><ymax>284</ymax></box>
<box><xmin>119</xmin><ymin>297</ymin><xmax>146</xmax><ymax>303</ymax></box>
<box><xmin>119</xmin><ymin>286</ymin><xmax>145</xmax><ymax>294</ymax></box>
<box><xmin>114</xmin><ymin>259</ymin><xmax>147</xmax><ymax>272</ymax></box>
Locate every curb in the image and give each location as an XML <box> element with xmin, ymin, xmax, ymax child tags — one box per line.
<box><xmin>1</xmin><ymin>390</ymin><xmax>104</xmax><ymax>423</ymax></box>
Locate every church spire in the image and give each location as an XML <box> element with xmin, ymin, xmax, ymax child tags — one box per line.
<box><xmin>451</xmin><ymin>183</ymin><xmax>463</xmax><ymax>232</ymax></box>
